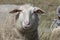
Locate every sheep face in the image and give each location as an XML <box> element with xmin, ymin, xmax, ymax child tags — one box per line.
<box><xmin>56</xmin><ymin>6</ymin><xmax>60</xmax><ymax>17</ymax></box>
<box><xmin>9</xmin><ymin>4</ymin><xmax>45</xmax><ymax>30</ymax></box>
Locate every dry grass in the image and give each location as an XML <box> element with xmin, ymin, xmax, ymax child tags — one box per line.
<box><xmin>0</xmin><ymin>0</ymin><xmax>60</xmax><ymax>40</ymax></box>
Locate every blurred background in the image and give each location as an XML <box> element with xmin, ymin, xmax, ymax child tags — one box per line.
<box><xmin>0</xmin><ymin>0</ymin><xmax>60</xmax><ymax>40</ymax></box>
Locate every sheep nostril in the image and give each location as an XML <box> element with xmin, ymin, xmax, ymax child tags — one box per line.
<box><xmin>24</xmin><ymin>21</ymin><xmax>30</xmax><ymax>25</ymax></box>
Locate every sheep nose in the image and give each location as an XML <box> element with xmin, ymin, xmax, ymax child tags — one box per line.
<box><xmin>24</xmin><ymin>21</ymin><xmax>30</xmax><ymax>25</ymax></box>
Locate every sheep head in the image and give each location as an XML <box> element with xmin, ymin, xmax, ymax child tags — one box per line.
<box><xmin>9</xmin><ymin>4</ymin><xmax>46</xmax><ymax>31</ymax></box>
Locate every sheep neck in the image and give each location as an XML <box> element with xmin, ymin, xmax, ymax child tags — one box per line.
<box><xmin>16</xmin><ymin>28</ymin><xmax>38</xmax><ymax>40</ymax></box>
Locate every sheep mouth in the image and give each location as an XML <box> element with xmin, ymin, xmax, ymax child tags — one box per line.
<box><xmin>23</xmin><ymin>26</ymin><xmax>31</xmax><ymax>30</ymax></box>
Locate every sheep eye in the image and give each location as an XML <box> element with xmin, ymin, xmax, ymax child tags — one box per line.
<box><xmin>31</xmin><ymin>13</ymin><xmax>34</xmax><ymax>16</ymax></box>
<box><xmin>58</xmin><ymin>10</ymin><xmax>60</xmax><ymax>13</ymax></box>
<box><xmin>16</xmin><ymin>13</ymin><xmax>20</xmax><ymax>20</ymax></box>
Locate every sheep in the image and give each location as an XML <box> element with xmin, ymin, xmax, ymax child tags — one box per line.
<box><xmin>49</xmin><ymin>6</ymin><xmax>60</xmax><ymax>40</ymax></box>
<box><xmin>0</xmin><ymin>4</ymin><xmax>46</xmax><ymax>40</ymax></box>
<box><xmin>50</xmin><ymin>27</ymin><xmax>60</xmax><ymax>40</ymax></box>
<box><xmin>50</xmin><ymin>6</ymin><xmax>60</xmax><ymax>31</ymax></box>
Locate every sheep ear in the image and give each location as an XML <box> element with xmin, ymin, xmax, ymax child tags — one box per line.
<box><xmin>34</xmin><ymin>7</ymin><xmax>46</xmax><ymax>14</ymax></box>
<box><xmin>9</xmin><ymin>9</ymin><xmax>22</xmax><ymax>13</ymax></box>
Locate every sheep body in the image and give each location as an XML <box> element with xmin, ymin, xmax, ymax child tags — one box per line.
<box><xmin>50</xmin><ymin>27</ymin><xmax>60</xmax><ymax>40</ymax></box>
<box><xmin>50</xmin><ymin>6</ymin><xmax>60</xmax><ymax>31</ymax></box>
